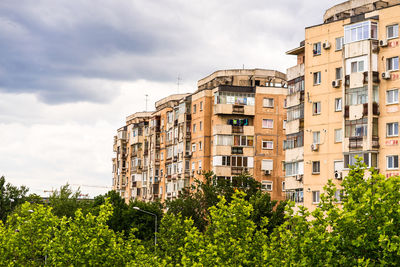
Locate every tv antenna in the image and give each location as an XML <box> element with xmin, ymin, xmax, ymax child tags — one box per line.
<box><xmin>145</xmin><ymin>94</ymin><xmax>149</xmax><ymax>111</ymax></box>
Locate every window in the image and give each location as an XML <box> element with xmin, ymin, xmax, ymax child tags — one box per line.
<box><xmin>285</xmin><ymin>161</ymin><xmax>304</xmax><ymax>176</ymax></box>
<box><xmin>312</xmin><ymin>161</ymin><xmax>320</xmax><ymax>174</ymax></box>
<box><xmin>262</xmin><ymin>141</ymin><xmax>274</xmax><ymax>150</ymax></box>
<box><xmin>344</xmin><ymin>21</ymin><xmax>377</xmax><ymax>44</ymax></box>
<box><xmin>161</xmin><ymin>152</ymin><xmax>164</xmax><ymax>160</ymax></box>
<box><xmin>263</xmin><ymin>98</ymin><xmax>274</xmax><ymax>108</ymax></box>
<box><xmin>387</xmin><ymin>24</ymin><xmax>399</xmax><ymax>39</ymax></box>
<box><xmin>199</xmin><ymin>121</ymin><xmax>202</xmax><ymax>131</ymax></box>
<box><xmin>387</xmin><ymin>122</ymin><xmax>399</xmax><ymax>137</ymax></box>
<box><xmin>283</xmin><ymin>120</ymin><xmax>287</xmax><ymax>129</ymax></box>
<box><xmin>313</xmin><ymin>72</ymin><xmax>321</xmax><ymax>85</ymax></box>
<box><xmin>334</xmin><ymin>190</ymin><xmax>342</xmax><ymax>203</ymax></box>
<box><xmin>313</xmin><ymin>42</ymin><xmax>321</xmax><ymax>56</ymax></box>
<box><xmin>387</xmin><ymin>89</ymin><xmax>399</xmax><ymax>104</ymax></box>
<box><xmin>287</xmin><ymin>104</ymin><xmax>304</xmax><ymax>121</ymax></box>
<box><xmin>262</xmin><ymin>119</ymin><xmax>273</xmax><ymax>129</ymax></box>
<box><xmin>191</xmin><ymin>162</ymin><xmax>195</xmax><ymax>171</ymax></box>
<box><xmin>199</xmin><ymin>141</ymin><xmax>202</xmax><ymax>150</ymax></box>
<box><xmin>387</xmin><ymin>57</ymin><xmax>399</xmax><ymax>71</ymax></box>
<box><xmin>200</xmin><ymin>101</ymin><xmax>203</xmax><ymax>111</ymax></box>
<box><xmin>284</xmin><ymin>132</ymin><xmax>304</xmax><ymax>150</ymax></box>
<box><xmin>313</xmin><ymin>102</ymin><xmax>321</xmax><ymax>115</ymax></box>
<box><xmin>312</xmin><ymin>191</ymin><xmax>320</xmax><ymax>204</ymax></box>
<box><xmin>351</xmin><ymin>60</ymin><xmax>364</xmax><ymax>73</ymax></box>
<box><xmin>345</xmin><ymin>86</ymin><xmax>368</xmax><ymax>105</ymax></box>
<box><xmin>192</xmin><ymin>143</ymin><xmax>196</xmax><ymax>152</ymax></box>
<box><xmin>193</xmin><ymin>104</ymin><xmax>197</xmax><ymax>113</ymax></box>
<box><xmin>344</xmin><ymin>152</ymin><xmax>378</xmax><ymax>168</ymax></box>
<box><xmin>335</xmin><ymin>67</ymin><xmax>342</xmax><ymax>79</ymax></box>
<box><xmin>387</xmin><ymin>155</ymin><xmax>399</xmax><ymax>169</ymax></box>
<box><xmin>335</xmin><ymin>129</ymin><xmax>343</xmax><ymax>143</ymax></box>
<box><xmin>198</xmin><ymin>160</ymin><xmax>202</xmax><ymax>169</ymax></box>
<box><xmin>282</xmin><ymin>181</ymin><xmax>285</xmax><ymax>191</ymax></box>
<box><xmin>221</xmin><ymin>156</ymin><xmax>231</xmax><ymax>166</ymax></box>
<box><xmin>193</xmin><ymin>124</ymin><xmax>196</xmax><ymax>133</ymax></box>
<box><xmin>335</xmin><ymin>98</ymin><xmax>342</xmax><ymax>111</ymax></box>
<box><xmin>335</xmin><ymin>37</ymin><xmax>344</xmax><ymax>50</ymax></box>
<box><xmin>261</xmin><ymin>181</ymin><xmax>273</xmax><ymax>191</ymax></box>
<box><xmin>313</xmin><ymin>131</ymin><xmax>320</xmax><ymax>144</ymax></box>
<box><xmin>233</xmin><ymin>135</ymin><xmax>254</xmax><ymax>147</ymax></box>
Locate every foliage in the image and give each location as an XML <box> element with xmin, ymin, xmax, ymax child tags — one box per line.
<box><xmin>166</xmin><ymin>171</ymin><xmax>286</xmax><ymax>232</ymax></box>
<box><xmin>48</xmin><ymin>184</ymin><xmax>92</xmax><ymax>218</ymax></box>
<box><xmin>0</xmin><ymin>176</ymin><xmax>30</xmax><ymax>222</ymax></box>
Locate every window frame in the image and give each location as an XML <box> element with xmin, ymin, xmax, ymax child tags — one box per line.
<box><xmin>312</xmin><ymin>102</ymin><xmax>321</xmax><ymax>115</ymax></box>
<box><xmin>335</xmin><ymin>98</ymin><xmax>342</xmax><ymax>112</ymax></box>
<box><xmin>387</xmin><ymin>24</ymin><xmax>399</xmax><ymax>40</ymax></box>
<box><xmin>386</xmin><ymin>122</ymin><xmax>399</xmax><ymax>137</ymax></box>
<box><xmin>313</xmin><ymin>72</ymin><xmax>321</xmax><ymax>85</ymax></box>
<box><xmin>262</xmin><ymin>140</ymin><xmax>274</xmax><ymax>150</ymax></box>
<box><xmin>335</xmin><ymin>128</ymin><xmax>343</xmax><ymax>143</ymax></box>
<box><xmin>262</xmin><ymin>119</ymin><xmax>274</xmax><ymax>129</ymax></box>
<box><xmin>312</xmin><ymin>191</ymin><xmax>320</xmax><ymax>204</ymax></box>
<box><xmin>387</xmin><ymin>56</ymin><xmax>399</xmax><ymax>71</ymax></box>
<box><xmin>312</xmin><ymin>161</ymin><xmax>320</xmax><ymax>174</ymax></box>
<box><xmin>335</xmin><ymin>37</ymin><xmax>344</xmax><ymax>51</ymax></box>
<box><xmin>263</xmin><ymin>98</ymin><xmax>274</xmax><ymax>108</ymax></box>
<box><xmin>313</xmin><ymin>42</ymin><xmax>321</xmax><ymax>56</ymax></box>
<box><xmin>386</xmin><ymin>89</ymin><xmax>399</xmax><ymax>105</ymax></box>
<box><xmin>387</xmin><ymin>155</ymin><xmax>399</xmax><ymax>170</ymax></box>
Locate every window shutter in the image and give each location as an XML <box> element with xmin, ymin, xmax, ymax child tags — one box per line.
<box><xmin>213</xmin><ymin>156</ymin><xmax>222</xmax><ymax>166</ymax></box>
<box><xmin>298</xmin><ymin>161</ymin><xmax>304</xmax><ymax>174</ymax></box>
<box><xmin>248</xmin><ymin>157</ymin><xmax>254</xmax><ymax>168</ymax></box>
<box><xmin>261</xmin><ymin>159</ymin><xmax>273</xmax><ymax>170</ymax></box>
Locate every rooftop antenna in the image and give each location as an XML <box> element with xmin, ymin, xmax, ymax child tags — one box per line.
<box><xmin>145</xmin><ymin>94</ymin><xmax>149</xmax><ymax>111</ymax></box>
<box><xmin>242</xmin><ymin>64</ymin><xmax>245</xmax><ymax>70</ymax></box>
<box><xmin>177</xmin><ymin>75</ymin><xmax>182</xmax><ymax>94</ymax></box>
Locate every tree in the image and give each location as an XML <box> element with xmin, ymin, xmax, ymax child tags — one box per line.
<box><xmin>0</xmin><ymin>176</ymin><xmax>29</xmax><ymax>222</ymax></box>
<box><xmin>166</xmin><ymin>171</ymin><xmax>286</xmax><ymax>232</ymax></box>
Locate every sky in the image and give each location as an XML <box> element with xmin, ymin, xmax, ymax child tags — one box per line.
<box><xmin>0</xmin><ymin>0</ymin><xmax>341</xmax><ymax>197</ymax></box>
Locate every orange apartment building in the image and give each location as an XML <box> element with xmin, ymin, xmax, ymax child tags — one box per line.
<box><xmin>113</xmin><ymin>69</ymin><xmax>288</xmax><ymax>203</ymax></box>
<box><xmin>298</xmin><ymin>0</ymin><xmax>400</xmax><ymax>210</ymax></box>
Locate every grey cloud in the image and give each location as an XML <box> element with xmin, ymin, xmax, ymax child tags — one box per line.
<box><xmin>0</xmin><ymin>0</ymin><xmax>341</xmax><ymax>104</ymax></box>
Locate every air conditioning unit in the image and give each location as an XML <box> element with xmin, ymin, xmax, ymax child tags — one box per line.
<box><xmin>323</xmin><ymin>41</ymin><xmax>331</xmax><ymax>49</ymax></box>
<box><xmin>382</xmin><ymin>71</ymin><xmax>391</xmax><ymax>80</ymax></box>
<box><xmin>311</xmin><ymin>143</ymin><xmax>319</xmax><ymax>151</ymax></box>
<box><xmin>295</xmin><ymin>174</ymin><xmax>303</xmax><ymax>181</ymax></box>
<box><xmin>379</xmin><ymin>39</ymin><xmax>388</xmax><ymax>47</ymax></box>
<box><xmin>264</xmin><ymin>170</ymin><xmax>271</xmax><ymax>175</ymax></box>
<box><xmin>334</xmin><ymin>171</ymin><xmax>343</xmax><ymax>180</ymax></box>
<box><xmin>332</xmin><ymin>79</ymin><xmax>341</xmax><ymax>88</ymax></box>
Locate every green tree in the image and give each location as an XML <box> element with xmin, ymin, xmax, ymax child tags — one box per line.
<box><xmin>0</xmin><ymin>176</ymin><xmax>29</xmax><ymax>222</ymax></box>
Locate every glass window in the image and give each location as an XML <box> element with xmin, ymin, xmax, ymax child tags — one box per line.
<box><xmin>313</xmin><ymin>131</ymin><xmax>320</xmax><ymax>144</ymax></box>
<box><xmin>313</xmin><ymin>72</ymin><xmax>321</xmax><ymax>85</ymax></box>
<box><xmin>262</xmin><ymin>141</ymin><xmax>274</xmax><ymax>150</ymax></box>
<box><xmin>263</xmin><ymin>98</ymin><xmax>274</xmax><ymax>108</ymax></box>
<box><xmin>387</xmin><ymin>155</ymin><xmax>399</xmax><ymax>169</ymax></box>
<box><xmin>312</xmin><ymin>191</ymin><xmax>320</xmax><ymax>203</ymax></box>
<box><xmin>261</xmin><ymin>181</ymin><xmax>273</xmax><ymax>191</ymax></box>
<box><xmin>312</xmin><ymin>161</ymin><xmax>320</xmax><ymax>174</ymax></box>
<box><xmin>335</xmin><ymin>98</ymin><xmax>342</xmax><ymax>111</ymax></box>
<box><xmin>335</xmin><ymin>67</ymin><xmax>342</xmax><ymax>79</ymax></box>
<box><xmin>335</xmin><ymin>129</ymin><xmax>343</xmax><ymax>143</ymax></box>
<box><xmin>335</xmin><ymin>37</ymin><xmax>344</xmax><ymax>50</ymax></box>
<box><xmin>200</xmin><ymin>101</ymin><xmax>203</xmax><ymax>111</ymax></box>
<box><xmin>344</xmin><ymin>21</ymin><xmax>378</xmax><ymax>44</ymax></box>
<box><xmin>313</xmin><ymin>102</ymin><xmax>321</xmax><ymax>115</ymax></box>
<box><xmin>387</xmin><ymin>24</ymin><xmax>399</xmax><ymax>39</ymax></box>
<box><xmin>262</xmin><ymin>119</ymin><xmax>274</xmax><ymax>129</ymax></box>
<box><xmin>345</xmin><ymin>86</ymin><xmax>368</xmax><ymax>106</ymax></box>
<box><xmin>387</xmin><ymin>122</ymin><xmax>399</xmax><ymax>137</ymax></box>
<box><xmin>387</xmin><ymin>89</ymin><xmax>399</xmax><ymax>104</ymax></box>
<box><xmin>387</xmin><ymin>57</ymin><xmax>399</xmax><ymax>71</ymax></box>
<box><xmin>313</xmin><ymin>42</ymin><xmax>321</xmax><ymax>55</ymax></box>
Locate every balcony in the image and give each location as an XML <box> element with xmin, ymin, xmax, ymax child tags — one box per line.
<box><xmin>214</xmin><ymin>104</ymin><xmax>255</xmax><ymax>116</ymax></box>
<box><xmin>231</xmin><ymin>167</ymin><xmax>248</xmax><ymax>175</ymax></box>
<box><xmin>372</xmin><ymin>136</ymin><xmax>379</xmax><ymax>149</ymax></box>
<box><xmin>232</xmin><ymin>126</ymin><xmax>243</xmax><ymax>134</ymax></box>
<box><xmin>362</xmin><ymin>102</ymin><xmax>380</xmax><ymax>116</ymax></box>
<box><xmin>231</xmin><ymin>147</ymin><xmax>243</xmax><ymax>154</ymax></box>
<box><xmin>349</xmin><ymin>136</ymin><xmax>364</xmax><ymax>149</ymax></box>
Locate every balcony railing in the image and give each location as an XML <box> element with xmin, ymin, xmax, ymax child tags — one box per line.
<box><xmin>231</xmin><ymin>167</ymin><xmax>248</xmax><ymax>175</ymax></box>
<box><xmin>349</xmin><ymin>136</ymin><xmax>363</xmax><ymax>149</ymax></box>
<box><xmin>232</xmin><ymin>105</ymin><xmax>245</xmax><ymax>114</ymax></box>
<box><xmin>232</xmin><ymin>126</ymin><xmax>244</xmax><ymax>134</ymax></box>
<box><xmin>372</xmin><ymin>136</ymin><xmax>379</xmax><ymax>149</ymax></box>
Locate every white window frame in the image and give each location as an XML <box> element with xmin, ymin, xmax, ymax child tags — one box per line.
<box><xmin>335</xmin><ymin>98</ymin><xmax>342</xmax><ymax>112</ymax></box>
<box><xmin>387</xmin><ymin>155</ymin><xmax>399</xmax><ymax>170</ymax></box>
<box><xmin>313</xmin><ymin>42</ymin><xmax>321</xmax><ymax>56</ymax></box>
<box><xmin>261</xmin><ymin>180</ymin><xmax>273</xmax><ymax>191</ymax></box>
<box><xmin>335</xmin><ymin>129</ymin><xmax>343</xmax><ymax>143</ymax></box>
<box><xmin>386</xmin><ymin>89</ymin><xmax>399</xmax><ymax>105</ymax></box>
<box><xmin>313</xmin><ymin>102</ymin><xmax>321</xmax><ymax>115</ymax></box>
<box><xmin>262</xmin><ymin>119</ymin><xmax>274</xmax><ymax>129</ymax></box>
<box><xmin>387</xmin><ymin>57</ymin><xmax>399</xmax><ymax>71</ymax></box>
<box><xmin>313</xmin><ymin>72</ymin><xmax>321</xmax><ymax>85</ymax></box>
<box><xmin>312</xmin><ymin>191</ymin><xmax>320</xmax><ymax>204</ymax></box>
<box><xmin>192</xmin><ymin>143</ymin><xmax>196</xmax><ymax>152</ymax></box>
<box><xmin>262</xmin><ymin>141</ymin><xmax>274</xmax><ymax>150</ymax></box>
<box><xmin>387</xmin><ymin>24</ymin><xmax>399</xmax><ymax>39</ymax></box>
<box><xmin>312</xmin><ymin>161</ymin><xmax>320</xmax><ymax>174</ymax></box>
<box><xmin>387</xmin><ymin>122</ymin><xmax>399</xmax><ymax>137</ymax></box>
<box><xmin>313</xmin><ymin>131</ymin><xmax>320</xmax><ymax>144</ymax></box>
<box><xmin>335</xmin><ymin>37</ymin><xmax>344</xmax><ymax>51</ymax></box>
<box><xmin>263</xmin><ymin>98</ymin><xmax>274</xmax><ymax>108</ymax></box>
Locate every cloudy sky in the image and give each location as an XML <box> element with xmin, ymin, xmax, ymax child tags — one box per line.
<box><xmin>0</xmin><ymin>0</ymin><xmax>340</xmax><ymax>197</ymax></box>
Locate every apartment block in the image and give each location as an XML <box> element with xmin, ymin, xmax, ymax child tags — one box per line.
<box><xmin>112</xmin><ymin>69</ymin><xmax>288</xmax><ymax>203</ymax></box>
<box><xmin>299</xmin><ymin>0</ymin><xmax>400</xmax><ymax>210</ymax></box>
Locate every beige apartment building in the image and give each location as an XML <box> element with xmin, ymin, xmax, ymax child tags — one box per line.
<box><xmin>297</xmin><ymin>0</ymin><xmax>400</xmax><ymax>210</ymax></box>
<box><xmin>112</xmin><ymin>69</ymin><xmax>288</xmax><ymax>203</ymax></box>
